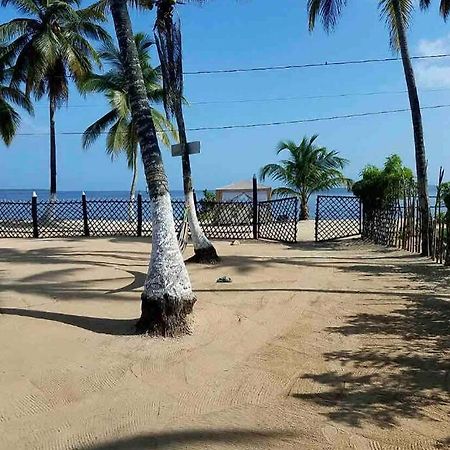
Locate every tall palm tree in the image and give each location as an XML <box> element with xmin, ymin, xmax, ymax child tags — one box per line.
<box><xmin>0</xmin><ymin>43</ymin><xmax>33</xmax><ymax>145</ymax></box>
<box><xmin>307</xmin><ymin>0</ymin><xmax>437</xmax><ymax>254</ymax></box>
<box><xmin>154</xmin><ymin>0</ymin><xmax>220</xmax><ymax>264</ymax></box>
<box><xmin>260</xmin><ymin>135</ymin><xmax>350</xmax><ymax>220</ymax></box>
<box><xmin>81</xmin><ymin>33</ymin><xmax>177</xmax><ymax>205</ymax></box>
<box><xmin>109</xmin><ymin>0</ymin><xmax>196</xmax><ymax>335</ymax></box>
<box><xmin>0</xmin><ymin>0</ymin><xmax>110</xmax><ymax>201</ymax></box>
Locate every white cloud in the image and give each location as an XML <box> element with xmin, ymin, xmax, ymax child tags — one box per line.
<box><xmin>415</xmin><ymin>35</ymin><xmax>450</xmax><ymax>88</ymax></box>
<box><xmin>417</xmin><ymin>36</ymin><xmax>450</xmax><ymax>56</ymax></box>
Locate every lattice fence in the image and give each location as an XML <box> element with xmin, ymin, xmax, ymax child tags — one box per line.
<box><xmin>197</xmin><ymin>201</ymin><xmax>254</xmax><ymax>240</ymax></box>
<box><xmin>0</xmin><ymin>200</ymin><xmax>33</xmax><ymax>238</ymax></box>
<box><xmin>258</xmin><ymin>197</ymin><xmax>298</xmax><ymax>242</ymax></box>
<box><xmin>37</xmin><ymin>200</ymin><xmax>84</xmax><ymax>238</ymax></box>
<box><xmin>87</xmin><ymin>199</ymin><xmax>137</xmax><ymax>237</ymax></box>
<box><xmin>315</xmin><ymin>196</ymin><xmax>362</xmax><ymax>242</ymax></box>
<box><xmin>0</xmin><ymin>195</ymin><xmax>298</xmax><ymax>243</ymax></box>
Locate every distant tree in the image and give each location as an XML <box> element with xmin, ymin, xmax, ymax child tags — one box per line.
<box><xmin>352</xmin><ymin>154</ymin><xmax>415</xmax><ymax>211</ymax></box>
<box><xmin>0</xmin><ymin>0</ymin><xmax>110</xmax><ymax>200</ymax></box>
<box><xmin>260</xmin><ymin>135</ymin><xmax>350</xmax><ymax>220</ymax></box>
<box><xmin>202</xmin><ymin>189</ymin><xmax>216</xmax><ymax>203</ymax></box>
<box><xmin>0</xmin><ymin>44</ymin><xmax>33</xmax><ymax>145</ymax></box>
<box><xmin>81</xmin><ymin>33</ymin><xmax>177</xmax><ymax>203</ymax></box>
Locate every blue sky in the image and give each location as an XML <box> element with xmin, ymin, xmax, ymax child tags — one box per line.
<box><xmin>2</xmin><ymin>0</ymin><xmax>450</xmax><ymax>193</ymax></box>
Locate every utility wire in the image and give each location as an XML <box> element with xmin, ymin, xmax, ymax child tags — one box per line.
<box><xmin>14</xmin><ymin>52</ymin><xmax>450</xmax><ymax>82</ymax></box>
<box><xmin>190</xmin><ymin>87</ymin><xmax>450</xmax><ymax>105</ymax></box>
<box><xmin>14</xmin><ymin>103</ymin><xmax>450</xmax><ymax>136</ymax></box>
<box><xmin>184</xmin><ymin>54</ymin><xmax>450</xmax><ymax>75</ymax></box>
<box><xmin>6</xmin><ymin>87</ymin><xmax>450</xmax><ymax>111</ymax></box>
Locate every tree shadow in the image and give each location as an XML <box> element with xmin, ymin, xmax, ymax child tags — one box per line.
<box><xmin>292</xmin><ymin>294</ymin><xmax>450</xmax><ymax>428</ymax></box>
<box><xmin>0</xmin><ymin>308</ymin><xmax>137</xmax><ymax>335</ymax></box>
<box><xmin>77</xmin><ymin>428</ymin><xmax>293</xmax><ymax>450</ymax></box>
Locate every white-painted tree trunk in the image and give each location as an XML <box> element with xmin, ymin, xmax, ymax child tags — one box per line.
<box><xmin>186</xmin><ymin>191</ymin><xmax>212</xmax><ymax>250</ymax></box>
<box><xmin>144</xmin><ymin>192</ymin><xmax>193</xmax><ymax>302</ymax></box>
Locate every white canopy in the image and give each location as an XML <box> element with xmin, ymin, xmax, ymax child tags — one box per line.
<box><xmin>215</xmin><ymin>180</ymin><xmax>272</xmax><ymax>202</ymax></box>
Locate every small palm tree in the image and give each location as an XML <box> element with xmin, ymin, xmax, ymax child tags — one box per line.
<box><xmin>260</xmin><ymin>135</ymin><xmax>350</xmax><ymax>220</ymax></box>
<box><xmin>0</xmin><ymin>44</ymin><xmax>33</xmax><ymax>145</ymax></box>
<box><xmin>307</xmin><ymin>0</ymin><xmax>446</xmax><ymax>254</ymax></box>
<box><xmin>81</xmin><ymin>33</ymin><xmax>177</xmax><ymax>205</ymax></box>
<box><xmin>0</xmin><ymin>0</ymin><xmax>110</xmax><ymax>200</ymax></box>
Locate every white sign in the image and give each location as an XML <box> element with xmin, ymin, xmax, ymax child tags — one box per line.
<box><xmin>171</xmin><ymin>141</ymin><xmax>201</xmax><ymax>157</ymax></box>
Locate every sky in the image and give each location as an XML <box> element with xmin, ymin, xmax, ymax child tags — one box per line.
<box><xmin>2</xmin><ymin>0</ymin><xmax>450</xmax><ymax>193</ymax></box>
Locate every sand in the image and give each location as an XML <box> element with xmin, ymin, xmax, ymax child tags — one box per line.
<box><xmin>0</xmin><ymin>221</ymin><xmax>448</xmax><ymax>449</ymax></box>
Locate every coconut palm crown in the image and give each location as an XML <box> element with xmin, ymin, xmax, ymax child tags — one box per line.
<box><xmin>260</xmin><ymin>135</ymin><xmax>350</xmax><ymax>220</ymax></box>
<box><xmin>0</xmin><ymin>0</ymin><xmax>110</xmax><ymax>198</ymax></box>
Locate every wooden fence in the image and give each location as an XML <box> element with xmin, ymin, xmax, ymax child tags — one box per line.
<box><xmin>362</xmin><ymin>196</ymin><xmax>449</xmax><ymax>265</ymax></box>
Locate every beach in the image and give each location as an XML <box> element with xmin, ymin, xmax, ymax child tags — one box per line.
<box><xmin>0</xmin><ymin>224</ymin><xmax>448</xmax><ymax>449</ymax></box>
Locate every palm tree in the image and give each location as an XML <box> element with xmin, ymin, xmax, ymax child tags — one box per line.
<box><xmin>260</xmin><ymin>135</ymin><xmax>350</xmax><ymax>220</ymax></box>
<box><xmin>109</xmin><ymin>0</ymin><xmax>196</xmax><ymax>335</ymax></box>
<box><xmin>154</xmin><ymin>0</ymin><xmax>220</xmax><ymax>264</ymax></box>
<box><xmin>0</xmin><ymin>0</ymin><xmax>110</xmax><ymax>201</ymax></box>
<box><xmin>0</xmin><ymin>43</ymin><xmax>33</xmax><ymax>145</ymax></box>
<box><xmin>307</xmin><ymin>0</ymin><xmax>438</xmax><ymax>255</ymax></box>
<box><xmin>81</xmin><ymin>33</ymin><xmax>177</xmax><ymax>207</ymax></box>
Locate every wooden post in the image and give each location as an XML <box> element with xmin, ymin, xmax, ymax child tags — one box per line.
<box><xmin>314</xmin><ymin>196</ymin><xmax>320</xmax><ymax>242</ymax></box>
<box><xmin>31</xmin><ymin>191</ymin><xmax>39</xmax><ymax>238</ymax></box>
<box><xmin>82</xmin><ymin>192</ymin><xmax>90</xmax><ymax>237</ymax></box>
<box><xmin>252</xmin><ymin>175</ymin><xmax>258</xmax><ymax>239</ymax></box>
<box><xmin>137</xmin><ymin>193</ymin><xmax>142</xmax><ymax>237</ymax></box>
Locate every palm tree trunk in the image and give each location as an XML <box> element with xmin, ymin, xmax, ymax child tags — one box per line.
<box><xmin>42</xmin><ymin>96</ymin><xmax>57</xmax><ymax>222</ymax></box>
<box><xmin>49</xmin><ymin>97</ymin><xmax>57</xmax><ymax>200</ymax></box>
<box><xmin>110</xmin><ymin>0</ymin><xmax>195</xmax><ymax>336</ymax></box>
<box><xmin>175</xmin><ymin>109</ymin><xmax>219</xmax><ymax>263</ymax></box>
<box><xmin>128</xmin><ymin>150</ymin><xmax>138</xmax><ymax>222</ymax></box>
<box><xmin>392</xmin><ymin>0</ymin><xmax>430</xmax><ymax>256</ymax></box>
<box><xmin>300</xmin><ymin>197</ymin><xmax>309</xmax><ymax>220</ymax></box>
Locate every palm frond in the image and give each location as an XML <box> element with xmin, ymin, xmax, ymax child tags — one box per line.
<box><xmin>307</xmin><ymin>0</ymin><xmax>348</xmax><ymax>31</ymax></box>
<box><xmin>0</xmin><ymin>98</ymin><xmax>20</xmax><ymax>145</ymax></box>
<box><xmin>82</xmin><ymin>109</ymin><xmax>119</xmax><ymax>148</ymax></box>
<box><xmin>420</xmin><ymin>0</ymin><xmax>450</xmax><ymax>20</ymax></box>
<box><xmin>379</xmin><ymin>0</ymin><xmax>414</xmax><ymax>51</ymax></box>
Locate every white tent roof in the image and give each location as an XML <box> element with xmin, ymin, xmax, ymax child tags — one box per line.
<box><xmin>216</xmin><ymin>180</ymin><xmax>271</xmax><ymax>191</ymax></box>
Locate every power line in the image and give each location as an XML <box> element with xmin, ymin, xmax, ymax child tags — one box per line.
<box><xmin>187</xmin><ymin>104</ymin><xmax>450</xmax><ymax>131</ymax></box>
<box><xmin>13</xmin><ymin>103</ymin><xmax>450</xmax><ymax>136</ymax></box>
<box><xmin>8</xmin><ymin>87</ymin><xmax>450</xmax><ymax>111</ymax></box>
<box><xmin>184</xmin><ymin>53</ymin><xmax>450</xmax><ymax>75</ymax></box>
<box><xmin>190</xmin><ymin>87</ymin><xmax>450</xmax><ymax>105</ymax></box>
<box><xmin>15</xmin><ymin>52</ymin><xmax>450</xmax><ymax>82</ymax></box>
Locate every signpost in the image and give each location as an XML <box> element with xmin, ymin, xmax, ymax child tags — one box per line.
<box><xmin>171</xmin><ymin>141</ymin><xmax>201</xmax><ymax>157</ymax></box>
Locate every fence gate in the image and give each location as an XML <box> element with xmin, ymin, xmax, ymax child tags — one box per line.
<box><xmin>315</xmin><ymin>195</ymin><xmax>362</xmax><ymax>242</ymax></box>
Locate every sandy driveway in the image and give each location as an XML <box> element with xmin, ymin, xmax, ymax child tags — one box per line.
<box><xmin>0</xmin><ymin>232</ymin><xmax>448</xmax><ymax>449</ymax></box>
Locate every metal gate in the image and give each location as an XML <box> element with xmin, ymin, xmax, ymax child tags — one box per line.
<box><xmin>315</xmin><ymin>195</ymin><xmax>362</xmax><ymax>242</ymax></box>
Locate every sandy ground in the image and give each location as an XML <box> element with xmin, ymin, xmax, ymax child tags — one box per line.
<box><xmin>0</xmin><ymin>221</ymin><xmax>449</xmax><ymax>449</ymax></box>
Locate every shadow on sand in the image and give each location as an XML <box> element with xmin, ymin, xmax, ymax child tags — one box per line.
<box><xmin>0</xmin><ymin>308</ymin><xmax>137</xmax><ymax>335</ymax></box>
<box><xmin>77</xmin><ymin>428</ymin><xmax>293</xmax><ymax>450</ymax></box>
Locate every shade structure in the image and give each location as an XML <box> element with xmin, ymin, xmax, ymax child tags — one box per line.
<box><xmin>215</xmin><ymin>180</ymin><xmax>272</xmax><ymax>202</ymax></box>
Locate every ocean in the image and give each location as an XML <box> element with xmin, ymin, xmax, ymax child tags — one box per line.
<box><xmin>0</xmin><ymin>187</ymin><xmax>439</xmax><ymax>217</ymax></box>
